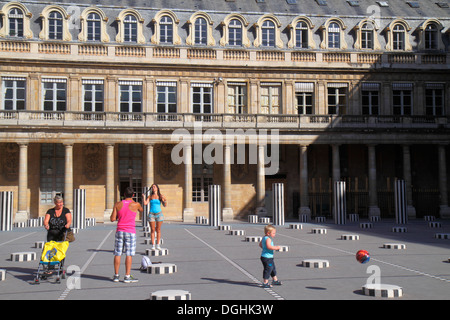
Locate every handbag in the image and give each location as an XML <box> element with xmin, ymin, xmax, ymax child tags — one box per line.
<box><xmin>65</xmin><ymin>229</ymin><xmax>75</xmax><ymax>242</ymax></box>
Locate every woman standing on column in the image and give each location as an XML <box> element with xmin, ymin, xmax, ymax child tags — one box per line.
<box><xmin>142</xmin><ymin>184</ymin><xmax>167</xmax><ymax>250</ymax></box>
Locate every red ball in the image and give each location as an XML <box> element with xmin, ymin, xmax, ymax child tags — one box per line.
<box><xmin>356</xmin><ymin>250</ymin><xmax>370</xmax><ymax>264</ymax></box>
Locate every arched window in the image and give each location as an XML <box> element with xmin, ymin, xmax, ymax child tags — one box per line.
<box><xmin>48</xmin><ymin>11</ymin><xmax>63</xmax><ymax>40</ymax></box>
<box><xmin>253</xmin><ymin>15</ymin><xmax>283</xmax><ymax>48</ymax></box>
<box><xmin>151</xmin><ymin>10</ymin><xmax>181</xmax><ymax>45</ymax></box>
<box><xmin>424</xmin><ymin>23</ymin><xmax>437</xmax><ymax>50</ymax></box>
<box><xmin>87</xmin><ymin>12</ymin><xmax>101</xmax><ymax>41</ymax></box>
<box><xmin>8</xmin><ymin>7</ymin><xmax>23</xmax><ymax>37</ymax></box>
<box><xmin>39</xmin><ymin>5</ymin><xmax>71</xmax><ymax>41</ymax></box>
<box><xmin>385</xmin><ymin>19</ymin><xmax>411</xmax><ymax>51</ymax></box>
<box><xmin>261</xmin><ymin>20</ymin><xmax>275</xmax><ymax>47</ymax></box>
<box><xmin>160</xmin><ymin>15</ymin><xmax>173</xmax><ymax>43</ymax></box>
<box><xmin>78</xmin><ymin>7</ymin><xmax>109</xmax><ymax>43</ymax></box>
<box><xmin>220</xmin><ymin>13</ymin><xmax>250</xmax><ymax>47</ymax></box>
<box><xmin>392</xmin><ymin>24</ymin><xmax>405</xmax><ymax>50</ymax></box>
<box><xmin>123</xmin><ymin>14</ymin><xmax>137</xmax><ymax>42</ymax></box>
<box><xmin>0</xmin><ymin>2</ymin><xmax>33</xmax><ymax>39</ymax></box>
<box><xmin>320</xmin><ymin>18</ymin><xmax>347</xmax><ymax>50</ymax></box>
<box><xmin>328</xmin><ymin>22</ymin><xmax>340</xmax><ymax>49</ymax></box>
<box><xmin>417</xmin><ymin>19</ymin><xmax>444</xmax><ymax>51</ymax></box>
<box><xmin>228</xmin><ymin>19</ymin><xmax>242</xmax><ymax>46</ymax></box>
<box><xmin>195</xmin><ymin>17</ymin><xmax>207</xmax><ymax>45</ymax></box>
<box><xmin>186</xmin><ymin>12</ymin><xmax>215</xmax><ymax>46</ymax></box>
<box><xmin>288</xmin><ymin>16</ymin><xmax>315</xmax><ymax>49</ymax></box>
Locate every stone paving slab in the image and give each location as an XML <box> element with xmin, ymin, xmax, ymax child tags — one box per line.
<box><xmin>0</xmin><ymin>219</ymin><xmax>449</xmax><ymax>303</ymax></box>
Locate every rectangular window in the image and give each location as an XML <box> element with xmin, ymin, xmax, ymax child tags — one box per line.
<box><xmin>83</xmin><ymin>79</ymin><xmax>104</xmax><ymax>112</ymax></box>
<box><xmin>40</xmin><ymin>143</ymin><xmax>64</xmax><ymax>204</ymax></box>
<box><xmin>191</xmin><ymin>83</ymin><xmax>213</xmax><ymax>121</ymax></box>
<box><xmin>119</xmin><ymin>81</ymin><xmax>142</xmax><ymax>113</ymax></box>
<box><xmin>157</xmin><ymin>81</ymin><xmax>177</xmax><ymax>121</ymax></box>
<box><xmin>42</xmin><ymin>78</ymin><xmax>66</xmax><ymax>111</ymax></box>
<box><xmin>192</xmin><ymin>163</ymin><xmax>213</xmax><ymax>203</ymax></box>
<box><xmin>2</xmin><ymin>77</ymin><xmax>26</xmax><ymax>110</ymax></box>
<box><xmin>361</xmin><ymin>83</ymin><xmax>380</xmax><ymax>115</ymax></box>
<box><xmin>392</xmin><ymin>83</ymin><xmax>412</xmax><ymax>115</ymax></box>
<box><xmin>260</xmin><ymin>83</ymin><xmax>281</xmax><ymax>114</ymax></box>
<box><xmin>227</xmin><ymin>83</ymin><xmax>247</xmax><ymax>114</ymax></box>
<box><xmin>425</xmin><ymin>83</ymin><xmax>444</xmax><ymax>116</ymax></box>
<box><xmin>295</xmin><ymin>83</ymin><xmax>314</xmax><ymax>114</ymax></box>
<box><xmin>327</xmin><ymin>83</ymin><xmax>347</xmax><ymax>115</ymax></box>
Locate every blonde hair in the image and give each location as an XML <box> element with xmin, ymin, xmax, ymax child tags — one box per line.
<box><xmin>264</xmin><ymin>224</ymin><xmax>276</xmax><ymax>235</ymax></box>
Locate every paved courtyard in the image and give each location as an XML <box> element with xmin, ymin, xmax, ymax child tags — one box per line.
<box><xmin>0</xmin><ymin>218</ymin><xmax>449</xmax><ymax>303</ymax></box>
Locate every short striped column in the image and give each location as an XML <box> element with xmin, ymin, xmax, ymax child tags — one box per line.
<box><xmin>394</xmin><ymin>179</ymin><xmax>408</xmax><ymax>224</ymax></box>
<box><xmin>142</xmin><ymin>187</ymin><xmax>150</xmax><ymax>227</ymax></box>
<box><xmin>72</xmin><ymin>189</ymin><xmax>86</xmax><ymax>229</ymax></box>
<box><xmin>248</xmin><ymin>215</ymin><xmax>258</xmax><ymax>224</ymax></box>
<box><xmin>362</xmin><ymin>284</ymin><xmax>403</xmax><ymax>298</ymax></box>
<box><xmin>150</xmin><ymin>290</ymin><xmax>191</xmax><ymax>300</ymax></box>
<box><xmin>302</xmin><ymin>259</ymin><xmax>330</xmax><ymax>268</ymax></box>
<box><xmin>208</xmin><ymin>185</ymin><xmax>221</xmax><ymax>227</ymax></box>
<box><xmin>272</xmin><ymin>183</ymin><xmax>284</xmax><ymax>226</ymax></box>
<box><xmin>0</xmin><ymin>191</ymin><xmax>13</xmax><ymax>231</ymax></box>
<box><xmin>11</xmin><ymin>252</ymin><xmax>36</xmax><ymax>262</ymax></box>
<box><xmin>146</xmin><ymin>263</ymin><xmax>177</xmax><ymax>274</ymax></box>
<box><xmin>333</xmin><ymin>181</ymin><xmax>346</xmax><ymax>225</ymax></box>
<box><xmin>0</xmin><ymin>269</ymin><xmax>5</xmax><ymax>281</ymax></box>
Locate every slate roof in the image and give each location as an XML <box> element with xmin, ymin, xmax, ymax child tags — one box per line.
<box><xmin>4</xmin><ymin>0</ymin><xmax>450</xmax><ymax>18</ymax></box>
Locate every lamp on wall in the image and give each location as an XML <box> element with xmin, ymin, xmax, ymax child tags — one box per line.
<box><xmin>214</xmin><ymin>77</ymin><xmax>223</xmax><ymax>85</ymax></box>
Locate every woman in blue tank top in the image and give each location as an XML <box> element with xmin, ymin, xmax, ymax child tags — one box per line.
<box><xmin>142</xmin><ymin>184</ymin><xmax>167</xmax><ymax>250</ymax></box>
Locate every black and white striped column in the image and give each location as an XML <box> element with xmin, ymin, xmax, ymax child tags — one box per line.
<box><xmin>142</xmin><ymin>187</ymin><xmax>151</xmax><ymax>227</ymax></box>
<box><xmin>333</xmin><ymin>181</ymin><xmax>346</xmax><ymax>225</ymax></box>
<box><xmin>72</xmin><ymin>189</ymin><xmax>86</xmax><ymax>229</ymax></box>
<box><xmin>0</xmin><ymin>191</ymin><xmax>13</xmax><ymax>231</ymax></box>
<box><xmin>394</xmin><ymin>179</ymin><xmax>408</xmax><ymax>224</ymax></box>
<box><xmin>272</xmin><ymin>183</ymin><xmax>284</xmax><ymax>226</ymax></box>
<box><xmin>208</xmin><ymin>185</ymin><xmax>221</xmax><ymax>227</ymax></box>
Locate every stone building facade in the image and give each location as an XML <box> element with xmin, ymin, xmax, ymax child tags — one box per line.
<box><xmin>0</xmin><ymin>0</ymin><xmax>449</xmax><ymax>223</ymax></box>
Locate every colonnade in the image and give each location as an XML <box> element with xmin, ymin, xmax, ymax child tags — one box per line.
<box><xmin>12</xmin><ymin>141</ymin><xmax>450</xmax><ymax>223</ymax></box>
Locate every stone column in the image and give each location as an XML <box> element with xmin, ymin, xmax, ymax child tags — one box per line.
<box><xmin>402</xmin><ymin>145</ymin><xmax>416</xmax><ymax>219</ymax></box>
<box><xmin>104</xmin><ymin>143</ymin><xmax>115</xmax><ymax>222</ymax></box>
<box><xmin>64</xmin><ymin>143</ymin><xmax>74</xmax><ymax>211</ymax></box>
<box><xmin>16</xmin><ymin>143</ymin><xmax>28</xmax><ymax>222</ymax></box>
<box><xmin>255</xmin><ymin>144</ymin><xmax>266</xmax><ymax>214</ymax></box>
<box><xmin>438</xmin><ymin>144</ymin><xmax>450</xmax><ymax>218</ymax></box>
<box><xmin>298</xmin><ymin>145</ymin><xmax>311</xmax><ymax>220</ymax></box>
<box><xmin>367</xmin><ymin>144</ymin><xmax>381</xmax><ymax>218</ymax></box>
<box><xmin>145</xmin><ymin>144</ymin><xmax>154</xmax><ymax>188</ymax></box>
<box><xmin>183</xmin><ymin>144</ymin><xmax>194</xmax><ymax>222</ymax></box>
<box><xmin>332</xmin><ymin>144</ymin><xmax>341</xmax><ymax>183</ymax></box>
<box><xmin>222</xmin><ymin>143</ymin><xmax>233</xmax><ymax>221</ymax></box>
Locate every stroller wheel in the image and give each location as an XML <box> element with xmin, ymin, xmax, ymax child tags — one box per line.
<box><xmin>34</xmin><ymin>277</ymin><xmax>40</xmax><ymax>284</ymax></box>
<box><xmin>56</xmin><ymin>277</ymin><xmax>61</xmax><ymax>284</ymax></box>
<box><xmin>61</xmin><ymin>270</ymin><xmax>66</xmax><ymax>279</ymax></box>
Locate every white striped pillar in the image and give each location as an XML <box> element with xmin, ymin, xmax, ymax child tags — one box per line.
<box><xmin>0</xmin><ymin>191</ymin><xmax>13</xmax><ymax>231</ymax></box>
<box><xmin>208</xmin><ymin>185</ymin><xmax>221</xmax><ymax>227</ymax></box>
<box><xmin>333</xmin><ymin>181</ymin><xmax>346</xmax><ymax>225</ymax></box>
<box><xmin>73</xmin><ymin>189</ymin><xmax>86</xmax><ymax>229</ymax></box>
<box><xmin>272</xmin><ymin>183</ymin><xmax>284</xmax><ymax>226</ymax></box>
<box><xmin>64</xmin><ymin>143</ymin><xmax>74</xmax><ymax>211</ymax></box>
<box><xmin>394</xmin><ymin>179</ymin><xmax>407</xmax><ymax>224</ymax></box>
<box><xmin>16</xmin><ymin>143</ymin><xmax>28</xmax><ymax>223</ymax></box>
<box><xmin>298</xmin><ymin>145</ymin><xmax>311</xmax><ymax>221</ymax></box>
<box><xmin>104</xmin><ymin>143</ymin><xmax>115</xmax><ymax>222</ymax></box>
<box><xmin>142</xmin><ymin>186</ymin><xmax>150</xmax><ymax>227</ymax></box>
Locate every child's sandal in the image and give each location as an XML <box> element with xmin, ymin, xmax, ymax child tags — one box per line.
<box><xmin>262</xmin><ymin>283</ymin><xmax>272</xmax><ymax>288</ymax></box>
<box><xmin>272</xmin><ymin>280</ymin><xmax>282</xmax><ymax>286</ymax></box>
